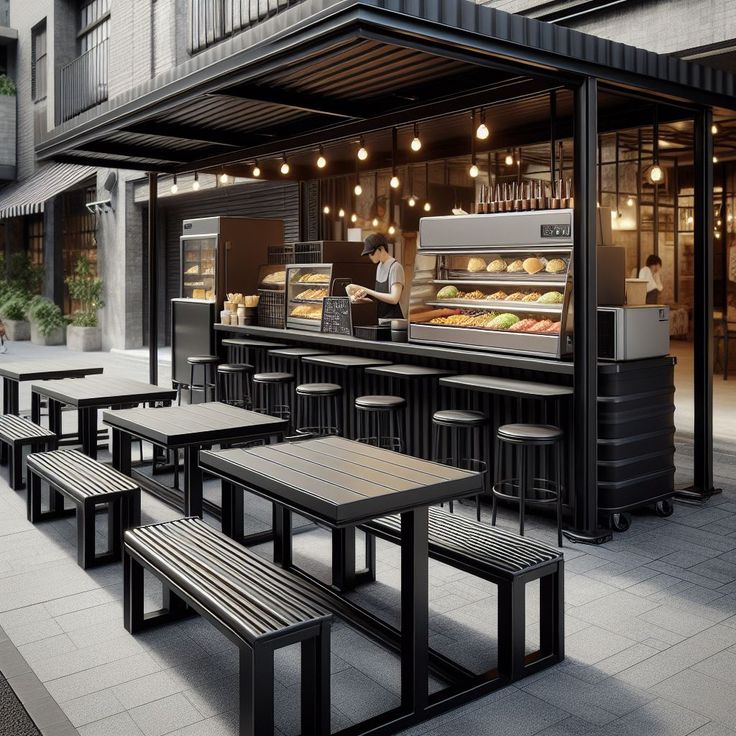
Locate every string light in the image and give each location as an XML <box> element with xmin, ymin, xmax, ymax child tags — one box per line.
<box><xmin>476</xmin><ymin>108</ymin><xmax>490</xmax><ymax>140</ymax></box>
<box><xmin>372</xmin><ymin>217</ymin><xmax>379</xmax><ymax>227</ymax></box>
<box><xmin>626</xmin><ymin>196</ymin><xmax>634</xmax><ymax>207</ymax></box>
<box><xmin>390</xmin><ymin>128</ymin><xmax>400</xmax><ymax>189</ymax></box>
<box><xmin>280</xmin><ymin>156</ymin><xmax>290</xmax><ymax>175</ymax></box>
<box><xmin>713</xmin><ymin>155</ymin><xmax>719</xmax><ymax>164</ymax></box>
<box><xmin>408</xmin><ymin>195</ymin><xmax>416</xmax><ymax>207</ymax></box>
<box><xmin>712</xmin><ymin>123</ymin><xmax>719</xmax><ymax>135</ymax></box>
<box><xmin>388</xmin><ymin>224</ymin><xmax>396</xmax><ymax>235</ymax></box>
<box><xmin>357</xmin><ymin>137</ymin><xmax>368</xmax><ymax>161</ymax></box>
<box><xmin>219</xmin><ymin>172</ymin><xmax>229</xmax><ymax>184</ymax></box>
<box><xmin>170</xmin><ymin>175</ymin><xmax>178</xmax><ymax>194</ymax></box>
<box><xmin>316</xmin><ymin>146</ymin><xmax>327</xmax><ymax>169</ymax></box>
<box><xmin>338</xmin><ymin>208</ymin><xmax>345</xmax><ymax>218</ymax></box>
<box><xmin>350</xmin><ymin>213</ymin><xmax>358</xmax><ymax>223</ymax></box>
<box><xmin>469</xmin><ymin>163</ymin><xmax>479</xmax><ymax>178</ymax></box>
<box><xmin>323</xmin><ymin>205</ymin><xmax>330</xmax><ymax>215</ymax></box>
<box><xmin>648</xmin><ymin>110</ymin><xmax>663</xmax><ymax>185</ymax></box>
<box><xmin>192</xmin><ymin>172</ymin><xmax>199</xmax><ymax>191</ymax></box>
<box><xmin>251</xmin><ymin>162</ymin><xmax>260</xmax><ymax>177</ymax></box>
<box><xmin>354</xmin><ymin>182</ymin><xmax>363</xmax><ymax>196</ymax></box>
<box><xmin>505</xmin><ymin>150</ymin><xmax>514</xmax><ymax>166</ymax></box>
<box><xmin>423</xmin><ymin>201</ymin><xmax>431</xmax><ymax>212</ymax></box>
<box><xmin>390</xmin><ymin>175</ymin><xmax>400</xmax><ymax>189</ymax></box>
<box><xmin>410</xmin><ymin>123</ymin><xmax>422</xmax><ymax>152</ymax></box>
<box><xmin>649</xmin><ymin>164</ymin><xmax>664</xmax><ymax>183</ymax></box>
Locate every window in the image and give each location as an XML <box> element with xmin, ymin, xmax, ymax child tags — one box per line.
<box><xmin>62</xmin><ymin>186</ymin><xmax>97</xmax><ymax>315</ymax></box>
<box><xmin>27</xmin><ymin>216</ymin><xmax>44</xmax><ymax>267</ymax></box>
<box><xmin>79</xmin><ymin>0</ymin><xmax>110</xmax><ymax>53</ymax></box>
<box><xmin>31</xmin><ymin>21</ymin><xmax>47</xmax><ymax>102</ymax></box>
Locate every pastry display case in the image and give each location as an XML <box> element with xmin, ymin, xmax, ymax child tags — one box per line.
<box><xmin>410</xmin><ymin>210</ymin><xmax>574</xmax><ymax>358</ymax></box>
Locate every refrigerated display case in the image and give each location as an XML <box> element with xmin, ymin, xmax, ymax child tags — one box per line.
<box><xmin>180</xmin><ymin>217</ymin><xmax>283</xmax><ymax>303</ymax></box>
<box><xmin>410</xmin><ymin>210</ymin><xmax>574</xmax><ymax>358</ymax></box>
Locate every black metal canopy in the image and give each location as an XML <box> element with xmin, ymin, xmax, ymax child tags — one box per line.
<box><xmin>36</xmin><ymin>0</ymin><xmax>736</xmax><ymax>173</ymax></box>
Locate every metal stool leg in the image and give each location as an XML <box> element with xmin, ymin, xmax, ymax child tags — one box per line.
<box><xmin>491</xmin><ymin>435</ymin><xmax>500</xmax><ymax>527</ymax></box>
<box><xmin>556</xmin><ymin>439</ymin><xmax>563</xmax><ymax>547</ymax></box>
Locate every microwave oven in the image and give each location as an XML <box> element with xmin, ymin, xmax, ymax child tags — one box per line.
<box><xmin>598</xmin><ymin>306</ymin><xmax>670</xmax><ymax>361</ymax></box>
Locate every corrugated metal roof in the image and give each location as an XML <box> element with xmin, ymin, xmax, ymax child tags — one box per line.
<box><xmin>0</xmin><ymin>163</ymin><xmax>95</xmax><ymax>219</ymax></box>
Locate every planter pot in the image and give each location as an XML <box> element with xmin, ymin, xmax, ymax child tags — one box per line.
<box><xmin>4</xmin><ymin>319</ymin><xmax>30</xmax><ymax>341</ymax></box>
<box><xmin>66</xmin><ymin>325</ymin><xmax>101</xmax><ymax>352</ymax></box>
<box><xmin>31</xmin><ymin>322</ymin><xmax>65</xmax><ymax>346</ymax></box>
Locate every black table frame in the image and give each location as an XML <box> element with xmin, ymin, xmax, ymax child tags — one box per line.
<box><xmin>200</xmin><ymin>445</ymin><xmax>509</xmax><ymax>736</ymax></box>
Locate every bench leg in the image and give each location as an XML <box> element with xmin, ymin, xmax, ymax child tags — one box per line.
<box><xmin>108</xmin><ymin>498</ymin><xmax>122</xmax><ymax>561</ymax></box>
<box><xmin>0</xmin><ymin>438</ymin><xmax>7</xmax><ymax>466</ymax></box>
<box><xmin>79</xmin><ymin>499</ymin><xmax>98</xmax><ymax>569</ymax></box>
<box><xmin>331</xmin><ymin>528</ymin><xmax>356</xmax><ymax>592</ymax></box>
<box><xmin>221</xmin><ymin>481</ymin><xmax>244</xmax><ymax>541</ymax></box>
<box><xmin>27</xmin><ymin>468</ymin><xmax>42</xmax><ymax>523</ymax></box>
<box><xmin>124</xmin><ymin>550</ymin><xmax>145</xmax><ymax>634</ymax></box>
<box><xmin>539</xmin><ymin>563</ymin><xmax>565</xmax><ymax>665</ymax></box>
<box><xmin>301</xmin><ymin>622</ymin><xmax>331</xmax><ymax>736</ymax></box>
<box><xmin>272</xmin><ymin>505</ymin><xmax>292</xmax><ymax>568</ymax></box>
<box><xmin>10</xmin><ymin>443</ymin><xmax>23</xmax><ymax>490</ymax></box>
<box><xmin>498</xmin><ymin>579</ymin><xmax>526</xmax><ymax>682</ymax></box>
<box><xmin>240</xmin><ymin>645</ymin><xmax>274</xmax><ymax>736</ymax></box>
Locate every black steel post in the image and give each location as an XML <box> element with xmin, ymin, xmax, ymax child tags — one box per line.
<box><xmin>565</xmin><ymin>77</ymin><xmax>611</xmax><ymax>544</ymax></box>
<box><xmin>147</xmin><ymin>172</ymin><xmax>159</xmax><ymax>386</ymax></box>
<box><xmin>677</xmin><ymin>109</ymin><xmax>718</xmax><ymax>501</ymax></box>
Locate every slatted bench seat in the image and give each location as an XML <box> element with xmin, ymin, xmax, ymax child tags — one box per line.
<box><xmin>124</xmin><ymin>517</ymin><xmax>331</xmax><ymax>736</ymax></box>
<box><xmin>0</xmin><ymin>415</ymin><xmax>56</xmax><ymax>490</ymax></box>
<box><xmin>27</xmin><ymin>449</ymin><xmax>141</xmax><ymax>569</ymax></box>
<box><xmin>363</xmin><ymin>507</ymin><xmax>564</xmax><ymax>682</ymax></box>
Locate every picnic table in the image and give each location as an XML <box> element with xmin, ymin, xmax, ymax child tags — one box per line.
<box><xmin>104</xmin><ymin>402</ymin><xmax>288</xmax><ymax>518</ymax></box>
<box><xmin>199</xmin><ymin>435</ymin><xmax>484</xmax><ymax>733</ymax></box>
<box><xmin>0</xmin><ymin>361</ymin><xmax>103</xmax><ymax>415</ymax></box>
<box><xmin>31</xmin><ymin>376</ymin><xmax>176</xmax><ymax>458</ymax></box>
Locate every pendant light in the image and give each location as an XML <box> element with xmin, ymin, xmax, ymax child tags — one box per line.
<box><xmin>648</xmin><ymin>108</ymin><xmax>663</xmax><ymax>184</ymax></box>
<box><xmin>219</xmin><ymin>171</ymin><xmax>229</xmax><ymax>184</ymax></box>
<box><xmin>712</xmin><ymin>123</ymin><xmax>719</xmax><ymax>135</ymax></box>
<box><xmin>410</xmin><ymin>123</ymin><xmax>422</xmax><ymax>152</ymax></box>
<box><xmin>476</xmin><ymin>108</ymin><xmax>490</xmax><ymax>140</ymax></box>
<box><xmin>389</xmin><ymin>128</ymin><xmax>400</xmax><ymax>189</ymax></box>
<box><xmin>615</xmin><ymin>133</ymin><xmax>622</xmax><ymax>217</ymax></box>
<box><xmin>316</xmin><ymin>146</ymin><xmax>327</xmax><ymax>169</ymax></box>
<box><xmin>423</xmin><ymin>162</ymin><xmax>431</xmax><ymax>211</ymax></box>
<box><xmin>388</xmin><ymin>223</ymin><xmax>396</xmax><ymax>235</ymax></box>
<box><xmin>170</xmin><ymin>175</ymin><xmax>178</xmax><ymax>194</ymax></box>
<box><xmin>280</xmin><ymin>155</ymin><xmax>290</xmax><ymax>176</ymax></box>
<box><xmin>251</xmin><ymin>161</ymin><xmax>260</xmax><ymax>178</ymax></box>
<box><xmin>407</xmin><ymin>166</ymin><xmax>416</xmax><ymax>207</ymax></box>
<box><xmin>354</xmin><ymin>158</ymin><xmax>362</xmax><ymax>196</ymax></box>
<box><xmin>192</xmin><ymin>172</ymin><xmax>199</xmax><ymax>191</ymax></box>
<box><xmin>371</xmin><ymin>172</ymin><xmax>380</xmax><ymax>227</ymax></box>
<box><xmin>338</xmin><ymin>207</ymin><xmax>345</xmax><ymax>218</ymax></box>
<box><xmin>505</xmin><ymin>149</ymin><xmax>514</xmax><ymax>166</ymax></box>
<box><xmin>357</xmin><ymin>137</ymin><xmax>368</xmax><ymax>161</ymax></box>
<box><xmin>468</xmin><ymin>111</ymin><xmax>479</xmax><ymax>178</ymax></box>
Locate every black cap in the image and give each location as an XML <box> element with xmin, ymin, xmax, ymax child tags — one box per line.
<box><xmin>361</xmin><ymin>232</ymin><xmax>389</xmax><ymax>256</ymax></box>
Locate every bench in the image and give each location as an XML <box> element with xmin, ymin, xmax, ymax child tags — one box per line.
<box><xmin>0</xmin><ymin>415</ymin><xmax>57</xmax><ymax>490</ymax></box>
<box><xmin>26</xmin><ymin>449</ymin><xmax>141</xmax><ymax>569</ymax></box>
<box><xmin>363</xmin><ymin>507</ymin><xmax>564</xmax><ymax>682</ymax></box>
<box><xmin>124</xmin><ymin>517</ymin><xmax>331</xmax><ymax>736</ymax></box>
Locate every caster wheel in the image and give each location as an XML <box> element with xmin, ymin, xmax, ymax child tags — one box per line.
<box><xmin>655</xmin><ymin>499</ymin><xmax>674</xmax><ymax>517</ymax></box>
<box><xmin>610</xmin><ymin>513</ymin><xmax>631</xmax><ymax>532</ymax></box>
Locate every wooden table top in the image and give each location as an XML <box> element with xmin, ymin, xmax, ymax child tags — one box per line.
<box><xmin>103</xmin><ymin>402</ymin><xmax>287</xmax><ymax>446</ymax></box>
<box><xmin>200</xmin><ymin>436</ymin><xmax>482</xmax><ymax>526</ymax></box>
<box><xmin>440</xmin><ymin>374</ymin><xmax>574</xmax><ymax>398</ymax></box>
<box><xmin>0</xmin><ymin>361</ymin><xmax>103</xmax><ymax>382</ymax></box>
<box><xmin>31</xmin><ymin>375</ymin><xmax>176</xmax><ymax>407</ymax></box>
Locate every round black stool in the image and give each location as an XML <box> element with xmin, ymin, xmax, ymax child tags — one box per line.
<box><xmin>183</xmin><ymin>355</ymin><xmax>219</xmax><ymax>404</ymax></box>
<box><xmin>253</xmin><ymin>372</ymin><xmax>294</xmax><ymax>423</ymax></box>
<box><xmin>295</xmin><ymin>383</ymin><xmax>343</xmax><ymax>437</ymax></box>
<box><xmin>355</xmin><ymin>395</ymin><xmax>406</xmax><ymax>451</ymax></box>
<box><xmin>492</xmin><ymin>423</ymin><xmax>564</xmax><ymax>547</ymax></box>
<box><xmin>217</xmin><ymin>363</ymin><xmax>254</xmax><ymax>409</ymax></box>
<box><xmin>433</xmin><ymin>409</ymin><xmax>488</xmax><ymax>520</ymax></box>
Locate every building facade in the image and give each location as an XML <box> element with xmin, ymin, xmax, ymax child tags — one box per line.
<box><xmin>1</xmin><ymin>0</ymin><xmax>300</xmax><ymax>349</ymax></box>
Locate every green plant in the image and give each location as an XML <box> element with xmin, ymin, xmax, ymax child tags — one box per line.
<box><xmin>0</xmin><ymin>294</ymin><xmax>28</xmax><ymax>322</ymax></box>
<box><xmin>0</xmin><ymin>74</ymin><xmax>16</xmax><ymax>96</ymax></box>
<box><xmin>8</xmin><ymin>253</ymin><xmax>44</xmax><ymax>296</ymax></box>
<box><xmin>28</xmin><ymin>296</ymin><xmax>66</xmax><ymax>337</ymax></box>
<box><xmin>65</xmin><ymin>256</ymin><xmax>104</xmax><ymax>327</ymax></box>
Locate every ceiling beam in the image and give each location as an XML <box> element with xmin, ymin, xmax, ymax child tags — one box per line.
<box><xmin>121</xmin><ymin>122</ymin><xmax>254</xmax><ymax>148</ymax></box>
<box><xmin>49</xmin><ymin>154</ymin><xmax>174</xmax><ymax>172</ymax></box>
<box><xmin>77</xmin><ymin>140</ymin><xmax>215</xmax><ymax>164</ymax></box>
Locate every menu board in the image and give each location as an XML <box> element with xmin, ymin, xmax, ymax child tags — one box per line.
<box><xmin>321</xmin><ymin>296</ymin><xmax>353</xmax><ymax>335</ymax></box>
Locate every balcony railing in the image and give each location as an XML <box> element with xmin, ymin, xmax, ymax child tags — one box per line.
<box><xmin>56</xmin><ymin>39</ymin><xmax>109</xmax><ymax>124</ymax></box>
<box><xmin>190</xmin><ymin>0</ymin><xmax>308</xmax><ymax>53</ymax></box>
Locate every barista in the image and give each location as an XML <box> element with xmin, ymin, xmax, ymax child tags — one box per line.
<box><xmin>638</xmin><ymin>254</ymin><xmax>664</xmax><ymax>305</ymax></box>
<box><xmin>347</xmin><ymin>233</ymin><xmax>405</xmax><ymax>320</ymax></box>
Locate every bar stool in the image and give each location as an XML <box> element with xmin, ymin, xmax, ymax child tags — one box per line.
<box><xmin>355</xmin><ymin>395</ymin><xmax>406</xmax><ymax>452</ymax></box>
<box><xmin>492</xmin><ymin>423</ymin><xmax>564</xmax><ymax>547</ymax></box>
<box><xmin>183</xmin><ymin>355</ymin><xmax>219</xmax><ymax>405</ymax></box>
<box><xmin>295</xmin><ymin>383</ymin><xmax>342</xmax><ymax>436</ymax></box>
<box><xmin>253</xmin><ymin>372</ymin><xmax>294</xmax><ymax>423</ymax></box>
<box><xmin>217</xmin><ymin>363</ymin><xmax>254</xmax><ymax>409</ymax></box>
<box><xmin>432</xmin><ymin>409</ymin><xmax>488</xmax><ymax>520</ymax></box>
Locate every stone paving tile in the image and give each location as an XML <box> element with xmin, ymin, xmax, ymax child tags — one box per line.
<box><xmin>59</xmin><ymin>689</ymin><xmax>127</xmax><ymax>728</ymax></box>
<box><xmin>129</xmin><ymin>692</ymin><xmax>204</xmax><ymax>736</ymax></box>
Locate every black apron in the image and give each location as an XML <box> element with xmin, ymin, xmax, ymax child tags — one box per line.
<box><xmin>646</xmin><ymin>289</ymin><xmax>659</xmax><ymax>305</ymax></box>
<box><xmin>375</xmin><ymin>260</ymin><xmax>404</xmax><ymax>320</ymax></box>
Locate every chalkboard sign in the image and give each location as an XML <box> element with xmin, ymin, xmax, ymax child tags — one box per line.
<box><xmin>321</xmin><ymin>296</ymin><xmax>353</xmax><ymax>335</ymax></box>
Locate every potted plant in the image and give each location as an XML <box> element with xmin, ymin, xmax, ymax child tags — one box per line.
<box><xmin>65</xmin><ymin>256</ymin><xmax>104</xmax><ymax>351</ymax></box>
<box><xmin>0</xmin><ymin>291</ymin><xmax>30</xmax><ymax>341</ymax></box>
<box><xmin>28</xmin><ymin>296</ymin><xmax>66</xmax><ymax>346</ymax></box>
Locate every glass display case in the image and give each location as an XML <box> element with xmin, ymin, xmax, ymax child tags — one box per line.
<box><xmin>285</xmin><ymin>264</ymin><xmax>332</xmax><ymax>330</ymax></box>
<box><xmin>181</xmin><ymin>236</ymin><xmax>216</xmax><ymax>301</ymax></box>
<box><xmin>410</xmin><ymin>211</ymin><xmax>574</xmax><ymax>358</ymax></box>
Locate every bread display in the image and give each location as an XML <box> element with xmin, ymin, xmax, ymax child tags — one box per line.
<box><xmin>487</xmin><ymin>291</ymin><xmax>508</xmax><ymax>301</ymax></box>
<box><xmin>537</xmin><ymin>291</ymin><xmax>564</xmax><ymax>304</ymax></box>
<box><xmin>295</xmin><ymin>288</ymin><xmax>328</xmax><ymax>301</ymax></box>
<box><xmin>486</xmin><ymin>258</ymin><xmax>507</xmax><ymax>273</ymax></box>
<box><xmin>298</xmin><ymin>272</ymin><xmax>330</xmax><ymax>283</ymax></box>
<box><xmin>506</xmin><ymin>259</ymin><xmax>524</xmax><ymax>273</ymax></box>
<box><xmin>290</xmin><ymin>304</ymin><xmax>322</xmax><ymax>319</ymax></box>
<box><xmin>488</xmin><ymin>313</ymin><xmax>520</xmax><ymax>330</ymax></box>
<box><xmin>505</xmin><ymin>292</ymin><xmax>526</xmax><ymax>301</ymax></box>
<box><xmin>464</xmin><ymin>290</ymin><xmax>486</xmax><ymax>300</ymax></box>
<box><xmin>523</xmin><ymin>257</ymin><xmax>544</xmax><ymax>274</ymax></box>
<box><xmin>437</xmin><ymin>285</ymin><xmax>459</xmax><ymax>299</ymax></box>
<box><xmin>262</xmin><ymin>271</ymin><xmax>286</xmax><ymax>285</ymax></box>
<box><xmin>545</xmin><ymin>258</ymin><xmax>567</xmax><ymax>274</ymax></box>
<box><xmin>521</xmin><ymin>292</ymin><xmax>541</xmax><ymax>302</ymax></box>
<box><xmin>544</xmin><ymin>321</ymin><xmax>561</xmax><ymax>333</ymax></box>
<box><xmin>509</xmin><ymin>318</ymin><xmax>538</xmax><ymax>332</ymax></box>
<box><xmin>528</xmin><ymin>319</ymin><xmax>554</xmax><ymax>332</ymax></box>
<box><xmin>467</xmin><ymin>257</ymin><xmax>487</xmax><ymax>273</ymax></box>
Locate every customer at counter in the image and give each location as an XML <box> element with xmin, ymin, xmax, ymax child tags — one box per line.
<box><xmin>346</xmin><ymin>233</ymin><xmax>405</xmax><ymax>319</ymax></box>
<box><xmin>639</xmin><ymin>254</ymin><xmax>664</xmax><ymax>304</ymax></box>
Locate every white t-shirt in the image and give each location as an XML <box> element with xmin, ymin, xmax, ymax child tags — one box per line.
<box><xmin>376</xmin><ymin>257</ymin><xmax>405</xmax><ymax>290</ymax></box>
<box><xmin>639</xmin><ymin>266</ymin><xmax>663</xmax><ymax>294</ymax></box>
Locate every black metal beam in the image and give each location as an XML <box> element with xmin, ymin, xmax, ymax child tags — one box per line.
<box><xmin>147</xmin><ymin>173</ymin><xmax>159</xmax><ymax>386</ymax></box>
<box><xmin>122</xmin><ymin>122</ymin><xmax>260</xmax><ymax>148</ymax></box>
<box><xmin>677</xmin><ymin>109</ymin><xmax>718</xmax><ymax>501</ymax></box>
<box><xmin>48</xmin><ymin>153</ymin><xmax>175</xmax><ymax>173</ymax></box>
<box><xmin>78</xmin><ymin>140</ymin><xmax>213</xmax><ymax>164</ymax></box>
<box><xmin>211</xmin><ymin>85</ymin><xmax>369</xmax><ymax>119</ymax></box>
<box><xmin>566</xmin><ymin>77</ymin><xmax>611</xmax><ymax>545</ymax></box>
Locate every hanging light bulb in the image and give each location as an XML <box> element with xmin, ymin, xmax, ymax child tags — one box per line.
<box><xmin>712</xmin><ymin>123</ymin><xmax>719</xmax><ymax>135</ymax></box>
<box><xmin>505</xmin><ymin>151</ymin><xmax>514</xmax><ymax>166</ymax></box>
<box><xmin>192</xmin><ymin>172</ymin><xmax>200</xmax><ymax>191</ymax></box>
<box><xmin>626</xmin><ymin>196</ymin><xmax>634</xmax><ymax>207</ymax></box>
<box><xmin>350</xmin><ymin>213</ymin><xmax>358</xmax><ymax>223</ymax></box>
<box><xmin>372</xmin><ymin>217</ymin><xmax>379</xmax><ymax>227</ymax></box>
<box><xmin>170</xmin><ymin>175</ymin><xmax>178</xmax><ymax>194</ymax></box>
<box><xmin>219</xmin><ymin>172</ymin><xmax>229</xmax><ymax>184</ymax></box>
<box><xmin>280</xmin><ymin>156</ymin><xmax>290</xmax><ymax>175</ymax></box>
<box><xmin>423</xmin><ymin>201</ymin><xmax>431</xmax><ymax>212</ymax></box>
<box><xmin>410</xmin><ymin>124</ymin><xmax>422</xmax><ymax>152</ymax></box>
<box><xmin>713</xmin><ymin>155</ymin><xmax>719</xmax><ymax>164</ymax></box>
<box><xmin>687</xmin><ymin>215</ymin><xmax>694</xmax><ymax>226</ymax></box>
<box><xmin>408</xmin><ymin>195</ymin><xmax>416</xmax><ymax>207</ymax></box>
<box><xmin>251</xmin><ymin>162</ymin><xmax>261</xmax><ymax>178</ymax></box>
<box><xmin>648</xmin><ymin>164</ymin><xmax>664</xmax><ymax>184</ymax></box>
<box><xmin>469</xmin><ymin>163</ymin><xmax>479</xmax><ymax>178</ymax></box>
<box><xmin>316</xmin><ymin>146</ymin><xmax>327</xmax><ymax>169</ymax></box>
<box><xmin>323</xmin><ymin>205</ymin><xmax>330</xmax><ymax>215</ymax></box>
<box><xmin>476</xmin><ymin>109</ymin><xmax>490</xmax><ymax>140</ymax></box>
<box><xmin>338</xmin><ymin>208</ymin><xmax>345</xmax><ymax>218</ymax></box>
<box><xmin>729</xmin><ymin>213</ymin><xmax>734</xmax><ymax>223</ymax></box>
<box><xmin>388</xmin><ymin>224</ymin><xmax>396</xmax><ymax>235</ymax></box>
<box><xmin>357</xmin><ymin>137</ymin><xmax>368</xmax><ymax>161</ymax></box>
<box><xmin>718</xmin><ymin>219</ymin><xmax>723</xmax><ymax>227</ymax></box>
<box><xmin>390</xmin><ymin>175</ymin><xmax>400</xmax><ymax>189</ymax></box>
<box><xmin>354</xmin><ymin>182</ymin><xmax>362</xmax><ymax>196</ymax></box>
